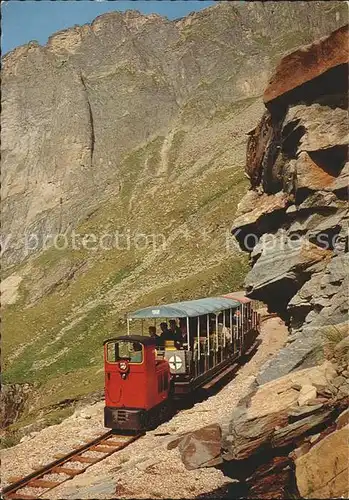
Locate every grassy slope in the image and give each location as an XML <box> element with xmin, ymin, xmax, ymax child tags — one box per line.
<box><xmin>3</xmin><ymin>89</ymin><xmax>261</xmax><ymax>433</ymax></box>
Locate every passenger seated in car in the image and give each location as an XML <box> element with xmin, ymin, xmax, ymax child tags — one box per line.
<box><xmin>179</xmin><ymin>318</ymin><xmax>188</xmax><ymax>345</ymax></box>
<box><xmin>149</xmin><ymin>326</ymin><xmax>162</xmax><ymax>348</ymax></box>
<box><xmin>159</xmin><ymin>322</ymin><xmax>173</xmax><ymax>346</ymax></box>
<box><xmin>149</xmin><ymin>325</ymin><xmax>158</xmax><ymax>338</ymax></box>
<box><xmin>130</xmin><ymin>342</ymin><xmax>143</xmax><ymax>363</ymax></box>
<box><xmin>169</xmin><ymin>319</ymin><xmax>182</xmax><ymax>347</ymax></box>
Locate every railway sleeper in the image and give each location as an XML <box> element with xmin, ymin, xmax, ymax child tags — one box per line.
<box><xmin>52</xmin><ymin>466</ymin><xmax>82</xmax><ymax>476</ymax></box>
<box><xmin>70</xmin><ymin>455</ymin><xmax>98</xmax><ymax>464</ymax></box>
<box><xmin>7</xmin><ymin>477</ymin><xmax>23</xmax><ymax>484</ymax></box>
<box><xmin>28</xmin><ymin>479</ymin><xmax>61</xmax><ymax>489</ymax></box>
<box><xmin>89</xmin><ymin>445</ymin><xmax>118</xmax><ymax>453</ymax></box>
<box><xmin>7</xmin><ymin>494</ymin><xmax>38</xmax><ymax>500</ymax></box>
<box><xmin>101</xmin><ymin>439</ymin><xmax>124</xmax><ymax>446</ymax></box>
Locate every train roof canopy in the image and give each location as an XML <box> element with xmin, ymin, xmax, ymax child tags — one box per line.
<box><xmin>128</xmin><ymin>296</ymin><xmax>240</xmax><ymax>319</ymax></box>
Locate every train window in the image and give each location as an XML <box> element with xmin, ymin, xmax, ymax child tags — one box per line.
<box><xmin>106</xmin><ymin>341</ymin><xmax>143</xmax><ymax>364</ymax></box>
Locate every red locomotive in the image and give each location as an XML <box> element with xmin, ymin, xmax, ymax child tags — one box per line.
<box><xmin>104</xmin><ymin>335</ymin><xmax>172</xmax><ymax>430</ymax></box>
<box><xmin>104</xmin><ymin>293</ymin><xmax>260</xmax><ymax>431</ymax></box>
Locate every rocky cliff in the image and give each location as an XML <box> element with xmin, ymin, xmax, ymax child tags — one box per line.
<box><xmin>168</xmin><ymin>24</ymin><xmax>349</xmax><ymax>500</ymax></box>
<box><xmin>2</xmin><ymin>2</ymin><xmax>347</xmax><ymax>428</ymax></box>
<box><xmin>232</xmin><ymin>24</ymin><xmax>349</xmax><ymax>383</ymax></box>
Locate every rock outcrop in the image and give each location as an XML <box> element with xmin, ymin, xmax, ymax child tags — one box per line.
<box><xmin>0</xmin><ymin>384</ymin><xmax>33</xmax><ymax>428</ymax></box>
<box><xmin>173</xmin><ymin>356</ymin><xmax>349</xmax><ymax>498</ymax></box>
<box><xmin>294</xmin><ymin>423</ymin><xmax>349</xmax><ymax>498</ymax></box>
<box><xmin>171</xmin><ymin>26</ymin><xmax>349</xmax><ymax>498</ymax></box>
<box><xmin>232</xmin><ymin>24</ymin><xmax>349</xmax><ymax>382</ymax></box>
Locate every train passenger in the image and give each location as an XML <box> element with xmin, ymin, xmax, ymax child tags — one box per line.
<box><xmin>159</xmin><ymin>321</ymin><xmax>181</xmax><ymax>349</ymax></box>
<box><xmin>179</xmin><ymin>318</ymin><xmax>188</xmax><ymax>346</ymax></box>
<box><xmin>149</xmin><ymin>325</ymin><xmax>157</xmax><ymax>338</ymax></box>
<box><xmin>130</xmin><ymin>342</ymin><xmax>143</xmax><ymax>363</ymax></box>
<box><xmin>149</xmin><ymin>325</ymin><xmax>166</xmax><ymax>349</ymax></box>
<box><xmin>169</xmin><ymin>319</ymin><xmax>182</xmax><ymax>345</ymax></box>
<box><xmin>159</xmin><ymin>322</ymin><xmax>171</xmax><ymax>343</ymax></box>
<box><xmin>218</xmin><ymin>322</ymin><xmax>232</xmax><ymax>342</ymax></box>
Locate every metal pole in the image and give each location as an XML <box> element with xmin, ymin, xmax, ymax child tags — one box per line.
<box><xmin>197</xmin><ymin>317</ymin><xmax>201</xmax><ymax>360</ymax></box>
<box><xmin>207</xmin><ymin>315</ymin><xmax>210</xmax><ymax>355</ymax></box>
<box><xmin>215</xmin><ymin>315</ymin><xmax>218</xmax><ymax>352</ymax></box>
<box><xmin>197</xmin><ymin>317</ymin><xmax>201</xmax><ymax>376</ymax></box>
<box><xmin>186</xmin><ymin>317</ymin><xmax>190</xmax><ymax>350</ymax></box>
<box><xmin>223</xmin><ymin>310</ymin><xmax>226</xmax><ymax>348</ymax></box>
<box><xmin>241</xmin><ymin>304</ymin><xmax>244</xmax><ymax>348</ymax></box>
<box><xmin>127</xmin><ymin>318</ymin><xmax>130</xmax><ymax>335</ymax></box>
<box><xmin>239</xmin><ymin>307</ymin><xmax>242</xmax><ymax>353</ymax></box>
<box><xmin>230</xmin><ymin>308</ymin><xmax>233</xmax><ymax>353</ymax></box>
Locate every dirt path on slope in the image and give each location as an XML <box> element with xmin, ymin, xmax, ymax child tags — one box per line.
<box><xmin>2</xmin><ymin>314</ymin><xmax>288</xmax><ymax>499</ymax></box>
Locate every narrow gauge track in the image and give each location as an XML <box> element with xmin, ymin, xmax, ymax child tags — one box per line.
<box><xmin>2</xmin><ymin>431</ymin><xmax>142</xmax><ymax>499</ymax></box>
<box><xmin>2</xmin><ymin>338</ymin><xmax>261</xmax><ymax>500</ymax></box>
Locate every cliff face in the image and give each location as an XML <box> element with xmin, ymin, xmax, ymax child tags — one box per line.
<box><xmin>232</xmin><ymin>24</ymin><xmax>348</xmax><ymax>383</ymax></box>
<box><xmin>171</xmin><ymin>29</ymin><xmax>349</xmax><ymax>490</ymax></box>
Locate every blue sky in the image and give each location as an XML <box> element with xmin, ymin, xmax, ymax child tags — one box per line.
<box><xmin>1</xmin><ymin>0</ymin><xmax>216</xmax><ymax>55</ymax></box>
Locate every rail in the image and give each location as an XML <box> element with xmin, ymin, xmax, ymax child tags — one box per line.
<box><xmin>2</xmin><ymin>430</ymin><xmax>142</xmax><ymax>499</ymax></box>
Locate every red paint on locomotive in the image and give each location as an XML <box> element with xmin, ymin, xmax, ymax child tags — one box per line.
<box><xmin>104</xmin><ymin>335</ymin><xmax>171</xmax><ymax>430</ymax></box>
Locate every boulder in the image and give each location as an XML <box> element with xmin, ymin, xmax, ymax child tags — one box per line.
<box><xmin>296</xmin><ymin>191</ymin><xmax>345</xmax><ymax>211</ymax></box>
<box><xmin>247</xmin><ymin>456</ymin><xmax>293</xmax><ymax>499</ymax></box>
<box><xmin>295</xmin><ymin>425</ymin><xmax>349</xmax><ymax>498</ymax></box>
<box><xmin>294</xmin><ymin>152</ymin><xmax>337</xmax><ymax>191</ymax></box>
<box><xmin>328</xmin><ymin>161</ymin><xmax>349</xmax><ymax>191</ymax></box>
<box><xmin>264</xmin><ymin>24</ymin><xmax>349</xmax><ymax>106</ymax></box>
<box><xmin>245</xmin><ymin>235</ymin><xmax>330</xmax><ymax>314</ymax></box>
<box><xmin>170</xmin><ymin>423</ymin><xmax>223</xmax><ymax>470</ymax></box>
<box><xmin>232</xmin><ymin>192</ymin><xmax>289</xmax><ymax>250</ymax></box>
<box><xmin>259</xmin><ymin>323</ymin><xmax>343</xmax><ymax>384</ymax></box>
<box><xmin>271</xmin><ymin>408</ymin><xmax>332</xmax><ymax>448</ymax></box>
<box><xmin>224</xmin><ymin>362</ymin><xmax>339</xmax><ymax>460</ymax></box>
<box><xmin>284</xmin><ymin>104</ymin><xmax>349</xmax><ymax>153</ymax></box>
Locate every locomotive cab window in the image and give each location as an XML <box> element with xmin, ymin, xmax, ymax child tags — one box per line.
<box><xmin>106</xmin><ymin>340</ymin><xmax>143</xmax><ymax>364</ymax></box>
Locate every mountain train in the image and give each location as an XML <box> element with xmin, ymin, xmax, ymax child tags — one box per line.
<box><xmin>104</xmin><ymin>291</ymin><xmax>260</xmax><ymax>431</ymax></box>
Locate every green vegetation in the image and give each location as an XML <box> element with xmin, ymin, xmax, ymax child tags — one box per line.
<box><xmin>4</xmin><ymin>303</ymin><xmax>111</xmax><ymax>384</ymax></box>
<box><xmin>3</xmin><ymin>118</ymin><xmax>251</xmax><ymax>433</ymax></box>
<box><xmin>1</xmin><ymin>432</ymin><xmax>21</xmax><ymax>450</ymax></box>
<box><xmin>1</xmin><ymin>406</ymin><xmax>76</xmax><ymax>450</ymax></box>
<box><xmin>212</xmin><ymin>96</ymin><xmax>259</xmax><ymax>121</ymax></box>
<box><xmin>322</xmin><ymin>324</ymin><xmax>348</xmax><ymax>360</ymax></box>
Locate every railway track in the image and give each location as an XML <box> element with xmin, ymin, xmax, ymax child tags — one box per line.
<box><xmin>2</xmin><ymin>431</ymin><xmax>142</xmax><ymax>499</ymax></box>
<box><xmin>2</xmin><ymin>337</ymin><xmax>261</xmax><ymax>499</ymax></box>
